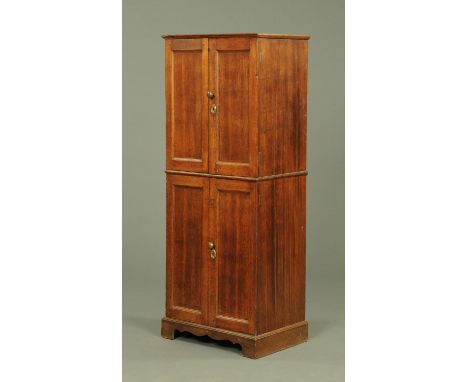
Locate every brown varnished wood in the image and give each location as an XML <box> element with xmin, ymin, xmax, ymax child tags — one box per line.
<box><xmin>161</xmin><ymin>317</ymin><xmax>308</xmax><ymax>358</ymax></box>
<box><xmin>166</xmin><ymin>175</ymin><xmax>210</xmax><ymax>324</ymax></box>
<box><xmin>171</xmin><ymin>38</ymin><xmax>202</xmax><ymax>51</ymax></box>
<box><xmin>209</xmin><ymin>37</ymin><xmax>258</xmax><ymax>177</ymax></box>
<box><xmin>256</xmin><ymin>180</ymin><xmax>275</xmax><ymax>334</ymax></box>
<box><xmin>208</xmin><ymin>178</ymin><xmax>257</xmax><ymax>334</ymax></box>
<box><xmin>163</xmin><ymin>34</ymin><xmax>309</xmax><ymax>357</ymax></box>
<box><xmin>166</xmin><ymin>35</ymin><xmax>307</xmax><ymax>177</ymax></box>
<box><xmin>162</xmin><ymin>33</ymin><xmax>310</xmax><ymax>40</ymax></box>
<box><xmin>165</xmin><ymin>169</ymin><xmax>308</xmax><ymax>182</ymax></box>
<box><xmin>258</xmin><ymin>38</ymin><xmax>308</xmax><ymax>175</ymax></box>
<box><xmin>256</xmin><ymin>176</ymin><xmax>306</xmax><ymax>333</ymax></box>
<box><xmin>217</xmin><ymin>47</ymin><xmax>249</xmax><ymax>163</ymax></box>
<box><xmin>165</xmin><ymin>38</ymin><xmax>209</xmax><ymax>172</ymax></box>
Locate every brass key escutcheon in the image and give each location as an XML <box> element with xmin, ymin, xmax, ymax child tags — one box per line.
<box><xmin>210</xmin><ymin>104</ymin><xmax>217</xmax><ymax>115</ymax></box>
<box><xmin>208</xmin><ymin>242</ymin><xmax>216</xmax><ymax>259</ymax></box>
<box><xmin>210</xmin><ymin>249</ymin><xmax>217</xmax><ymax>260</ymax></box>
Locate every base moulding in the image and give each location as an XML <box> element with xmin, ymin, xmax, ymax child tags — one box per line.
<box><xmin>161</xmin><ymin>317</ymin><xmax>308</xmax><ymax>359</ymax></box>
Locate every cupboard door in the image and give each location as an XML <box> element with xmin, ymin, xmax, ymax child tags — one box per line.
<box><xmin>166</xmin><ymin>38</ymin><xmax>209</xmax><ymax>172</ymax></box>
<box><xmin>166</xmin><ymin>175</ymin><xmax>209</xmax><ymax>324</ymax></box>
<box><xmin>208</xmin><ymin>38</ymin><xmax>258</xmax><ymax>177</ymax></box>
<box><xmin>208</xmin><ymin>179</ymin><xmax>256</xmax><ymax>334</ymax></box>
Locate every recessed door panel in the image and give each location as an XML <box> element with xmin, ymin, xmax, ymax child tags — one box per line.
<box><xmin>166</xmin><ymin>175</ymin><xmax>209</xmax><ymax>324</ymax></box>
<box><xmin>208</xmin><ymin>179</ymin><xmax>256</xmax><ymax>334</ymax></box>
<box><xmin>209</xmin><ymin>38</ymin><xmax>257</xmax><ymax>177</ymax></box>
<box><xmin>166</xmin><ymin>39</ymin><xmax>209</xmax><ymax>172</ymax></box>
<box><xmin>218</xmin><ymin>51</ymin><xmax>250</xmax><ymax>163</ymax></box>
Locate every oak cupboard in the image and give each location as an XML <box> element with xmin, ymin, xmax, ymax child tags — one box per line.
<box><xmin>161</xmin><ymin>33</ymin><xmax>309</xmax><ymax>358</ymax></box>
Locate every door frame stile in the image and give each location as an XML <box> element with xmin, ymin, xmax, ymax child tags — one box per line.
<box><xmin>208</xmin><ymin>38</ymin><xmax>217</xmax><ymax>176</ymax></box>
<box><xmin>207</xmin><ymin>177</ymin><xmax>217</xmax><ymax>327</ymax></box>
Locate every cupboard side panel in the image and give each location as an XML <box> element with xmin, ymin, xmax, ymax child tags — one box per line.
<box><xmin>257</xmin><ymin>38</ymin><xmax>308</xmax><ymax>176</ymax></box>
<box><xmin>256</xmin><ymin>176</ymin><xmax>306</xmax><ymax>334</ymax></box>
<box><xmin>292</xmin><ymin>176</ymin><xmax>307</xmax><ymax>324</ymax></box>
<box><xmin>256</xmin><ymin>180</ymin><xmax>275</xmax><ymax>334</ymax></box>
<box><xmin>276</xmin><ymin>176</ymin><xmax>306</xmax><ymax>328</ymax></box>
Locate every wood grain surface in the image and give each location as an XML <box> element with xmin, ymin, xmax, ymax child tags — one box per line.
<box><xmin>163</xmin><ymin>34</ymin><xmax>309</xmax><ymax>357</ymax></box>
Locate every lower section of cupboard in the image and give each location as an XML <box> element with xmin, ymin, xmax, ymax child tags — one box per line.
<box><xmin>161</xmin><ymin>317</ymin><xmax>308</xmax><ymax>359</ymax></box>
<box><xmin>165</xmin><ymin>173</ymin><xmax>307</xmax><ymax>356</ymax></box>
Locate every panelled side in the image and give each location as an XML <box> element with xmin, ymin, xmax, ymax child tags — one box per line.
<box><xmin>257</xmin><ymin>38</ymin><xmax>308</xmax><ymax>176</ymax></box>
<box><xmin>257</xmin><ymin>176</ymin><xmax>306</xmax><ymax>334</ymax></box>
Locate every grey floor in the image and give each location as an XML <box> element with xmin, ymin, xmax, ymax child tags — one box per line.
<box><xmin>123</xmin><ymin>275</ymin><xmax>344</xmax><ymax>382</ymax></box>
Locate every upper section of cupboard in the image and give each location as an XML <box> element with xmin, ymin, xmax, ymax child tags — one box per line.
<box><xmin>164</xmin><ymin>34</ymin><xmax>309</xmax><ymax>178</ymax></box>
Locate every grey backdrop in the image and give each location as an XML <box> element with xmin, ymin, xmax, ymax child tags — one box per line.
<box><xmin>123</xmin><ymin>0</ymin><xmax>344</xmax><ymax>380</ymax></box>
